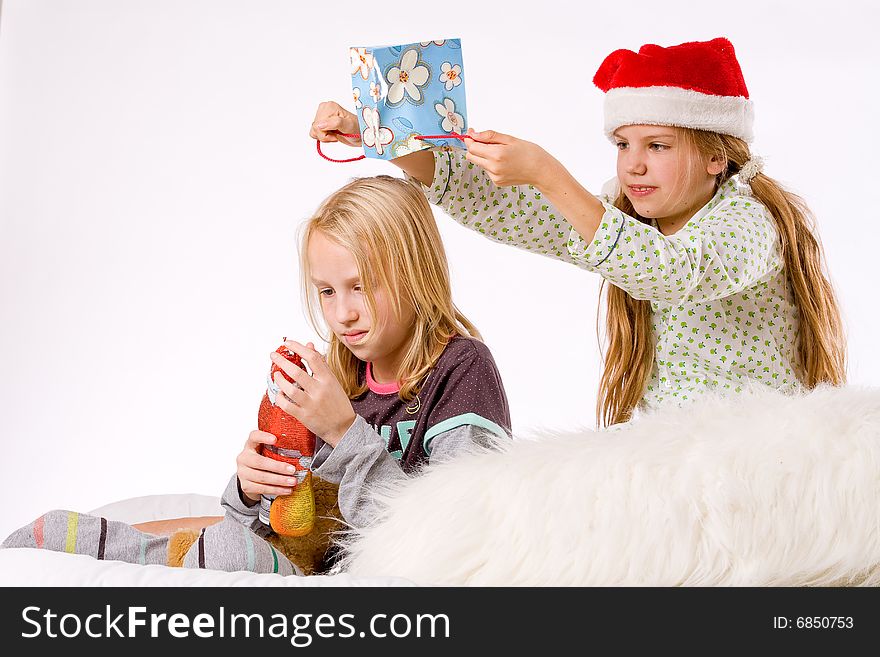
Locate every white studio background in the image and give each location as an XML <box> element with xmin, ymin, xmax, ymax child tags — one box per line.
<box><xmin>1</xmin><ymin>0</ymin><xmax>877</xmax><ymax>538</ymax></box>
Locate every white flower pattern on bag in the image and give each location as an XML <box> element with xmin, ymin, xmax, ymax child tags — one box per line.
<box><xmin>439</xmin><ymin>62</ymin><xmax>462</xmax><ymax>90</ymax></box>
<box><xmin>369</xmin><ymin>81</ymin><xmax>382</xmax><ymax>103</ymax></box>
<box><xmin>361</xmin><ymin>106</ymin><xmax>394</xmax><ymax>156</ymax></box>
<box><xmin>435</xmin><ymin>99</ymin><xmax>464</xmax><ymax>133</ymax></box>
<box><xmin>352</xmin><ymin>87</ymin><xmax>363</xmax><ymax>109</ymax></box>
<box><xmin>392</xmin><ymin>133</ymin><xmax>426</xmax><ymax>157</ymax></box>
<box><xmin>386</xmin><ymin>48</ymin><xmax>430</xmax><ymax>105</ymax></box>
<box><xmin>350</xmin><ymin>48</ymin><xmax>374</xmax><ymax>80</ymax></box>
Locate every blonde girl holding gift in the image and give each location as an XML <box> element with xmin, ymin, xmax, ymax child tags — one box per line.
<box><xmin>224</xmin><ymin>175</ymin><xmax>512</xmax><ymax>533</ymax></box>
<box><xmin>3</xmin><ymin>176</ymin><xmax>511</xmax><ymax>574</ymax></box>
<box><xmin>310</xmin><ymin>37</ymin><xmax>846</xmax><ymax>426</ymax></box>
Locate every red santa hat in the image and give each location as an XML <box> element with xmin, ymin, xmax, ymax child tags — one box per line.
<box><xmin>593</xmin><ymin>37</ymin><xmax>754</xmax><ymax>143</ymax></box>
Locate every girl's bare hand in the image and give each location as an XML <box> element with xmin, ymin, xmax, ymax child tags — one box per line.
<box><xmin>271</xmin><ymin>340</ymin><xmax>357</xmax><ymax>448</ymax></box>
<box><xmin>310</xmin><ymin>101</ymin><xmax>361</xmax><ymax>147</ymax></box>
<box><xmin>235</xmin><ymin>429</ymin><xmax>299</xmax><ymax>503</ymax></box>
<box><xmin>465</xmin><ymin>128</ymin><xmax>560</xmax><ymax>188</ymax></box>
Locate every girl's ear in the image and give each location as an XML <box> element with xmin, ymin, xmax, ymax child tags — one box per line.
<box><xmin>706</xmin><ymin>155</ymin><xmax>725</xmax><ymax>177</ymax></box>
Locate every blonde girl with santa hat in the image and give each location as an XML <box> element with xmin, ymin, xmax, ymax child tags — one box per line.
<box><xmin>311</xmin><ymin>37</ymin><xmax>846</xmax><ymax>427</ymax></box>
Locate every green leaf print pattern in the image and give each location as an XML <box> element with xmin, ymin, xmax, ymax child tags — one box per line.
<box><xmin>411</xmin><ymin>148</ymin><xmax>803</xmax><ymax>411</ymax></box>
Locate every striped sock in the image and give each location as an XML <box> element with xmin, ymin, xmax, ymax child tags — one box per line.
<box><xmin>1</xmin><ymin>509</ymin><xmax>170</xmax><ymax>565</ymax></box>
<box><xmin>2</xmin><ymin>511</ymin><xmax>303</xmax><ymax>576</ymax></box>
<box><xmin>182</xmin><ymin>518</ymin><xmax>301</xmax><ymax>575</ymax></box>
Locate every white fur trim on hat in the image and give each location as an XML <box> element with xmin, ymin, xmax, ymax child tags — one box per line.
<box><xmin>604</xmin><ymin>86</ymin><xmax>754</xmax><ymax>143</ymax></box>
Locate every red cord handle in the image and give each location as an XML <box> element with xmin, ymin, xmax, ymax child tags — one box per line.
<box><xmin>316</xmin><ymin>132</ymin><xmax>474</xmax><ymax>163</ymax></box>
<box><xmin>316</xmin><ymin>140</ymin><xmax>366</xmax><ymax>163</ymax></box>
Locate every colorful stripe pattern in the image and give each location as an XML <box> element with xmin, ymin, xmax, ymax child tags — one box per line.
<box><xmin>197</xmin><ymin>528</ymin><xmax>206</xmax><ymax>568</ymax></box>
<box><xmin>64</xmin><ymin>511</ymin><xmax>79</xmax><ymax>554</ymax></box>
<box><xmin>33</xmin><ymin>514</ymin><xmax>45</xmax><ymax>549</ymax></box>
<box><xmin>97</xmin><ymin>517</ymin><xmax>107</xmax><ymax>560</ymax></box>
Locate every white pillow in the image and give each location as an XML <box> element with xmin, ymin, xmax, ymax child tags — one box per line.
<box><xmin>88</xmin><ymin>493</ymin><xmax>224</xmax><ymax>524</ymax></box>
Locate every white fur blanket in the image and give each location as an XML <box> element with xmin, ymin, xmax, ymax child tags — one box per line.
<box><xmin>341</xmin><ymin>385</ymin><xmax>880</xmax><ymax>586</ymax></box>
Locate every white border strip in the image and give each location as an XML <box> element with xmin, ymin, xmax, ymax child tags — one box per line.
<box><xmin>604</xmin><ymin>86</ymin><xmax>754</xmax><ymax>142</ymax></box>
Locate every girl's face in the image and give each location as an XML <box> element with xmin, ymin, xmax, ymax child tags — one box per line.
<box><xmin>613</xmin><ymin>125</ymin><xmax>724</xmax><ymax>234</ymax></box>
<box><xmin>307</xmin><ymin>230</ymin><xmax>415</xmax><ymax>383</ymax></box>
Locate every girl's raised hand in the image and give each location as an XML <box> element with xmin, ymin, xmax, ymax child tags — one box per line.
<box><xmin>271</xmin><ymin>340</ymin><xmax>357</xmax><ymax>448</ymax></box>
<box><xmin>235</xmin><ymin>429</ymin><xmax>298</xmax><ymax>504</ymax></box>
<box><xmin>310</xmin><ymin>101</ymin><xmax>362</xmax><ymax>147</ymax></box>
<box><xmin>465</xmin><ymin>128</ymin><xmax>560</xmax><ymax>189</ymax></box>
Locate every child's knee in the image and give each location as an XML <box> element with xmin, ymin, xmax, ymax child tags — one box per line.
<box><xmin>181</xmin><ymin>519</ymin><xmax>301</xmax><ymax>576</ymax></box>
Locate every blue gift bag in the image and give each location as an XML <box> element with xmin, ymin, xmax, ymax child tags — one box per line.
<box><xmin>349</xmin><ymin>38</ymin><xmax>467</xmax><ymax>160</ymax></box>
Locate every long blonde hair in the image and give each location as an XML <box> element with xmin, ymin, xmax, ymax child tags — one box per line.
<box><xmin>301</xmin><ymin>175</ymin><xmax>480</xmax><ymax>401</ymax></box>
<box><xmin>597</xmin><ymin>128</ymin><xmax>847</xmax><ymax>427</ymax></box>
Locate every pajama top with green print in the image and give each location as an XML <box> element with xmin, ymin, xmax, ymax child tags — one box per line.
<box><xmin>411</xmin><ymin>148</ymin><xmax>802</xmax><ymax>412</ymax></box>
